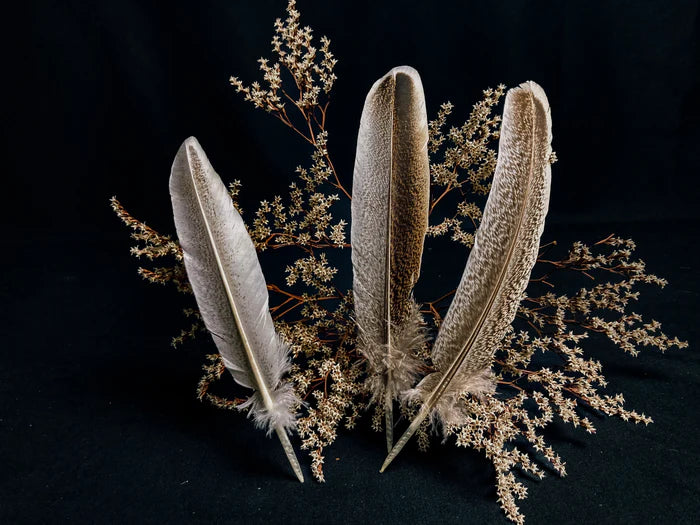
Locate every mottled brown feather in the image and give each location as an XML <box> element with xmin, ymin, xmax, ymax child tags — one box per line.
<box><xmin>351</xmin><ymin>66</ymin><xmax>430</xmax><ymax>437</ymax></box>
<box><xmin>383</xmin><ymin>81</ymin><xmax>553</xmax><ymax>471</ymax></box>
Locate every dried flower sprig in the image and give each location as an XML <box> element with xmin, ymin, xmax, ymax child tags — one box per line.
<box><xmin>431</xmin><ymin>235</ymin><xmax>688</xmax><ymax>524</ymax></box>
<box><xmin>228</xmin><ymin>0</ymin><xmax>363</xmax><ymax>479</ymax></box>
<box><xmin>110</xmin><ymin>196</ymin><xmax>182</xmax><ymax>263</ymax></box>
<box><xmin>230</xmin><ymin>0</ymin><xmax>345</xmax><ymax>199</ymax></box>
<box><xmin>426</xmin><ymin>85</ymin><xmax>505</xmax><ymax>248</ymax></box>
<box><xmin>196</xmin><ymin>354</ymin><xmax>247</xmax><ymax>410</ymax></box>
<box><xmin>110</xmin><ymin>197</ymin><xmax>202</xmax><ymax>346</ymax></box>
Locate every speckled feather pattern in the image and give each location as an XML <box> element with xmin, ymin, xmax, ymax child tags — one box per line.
<box><xmin>415</xmin><ymin>81</ymin><xmax>552</xmax><ymax>424</ymax></box>
<box><xmin>351</xmin><ymin>66</ymin><xmax>430</xmax><ymax>398</ymax></box>
<box><xmin>169</xmin><ymin>138</ymin><xmax>297</xmax><ymax>433</ymax></box>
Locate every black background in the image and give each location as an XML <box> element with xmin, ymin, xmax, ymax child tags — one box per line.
<box><xmin>2</xmin><ymin>1</ymin><xmax>700</xmax><ymax>523</ymax></box>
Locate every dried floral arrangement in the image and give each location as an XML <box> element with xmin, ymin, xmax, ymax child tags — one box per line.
<box><xmin>111</xmin><ymin>2</ymin><xmax>687</xmax><ymax>523</ymax></box>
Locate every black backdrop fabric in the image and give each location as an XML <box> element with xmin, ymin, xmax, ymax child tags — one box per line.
<box><xmin>2</xmin><ymin>1</ymin><xmax>700</xmax><ymax>523</ymax></box>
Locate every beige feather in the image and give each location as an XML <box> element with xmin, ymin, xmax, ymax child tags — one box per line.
<box><xmin>170</xmin><ymin>137</ymin><xmax>304</xmax><ymax>482</ymax></box>
<box><xmin>351</xmin><ymin>66</ymin><xmax>430</xmax><ymax>451</ymax></box>
<box><xmin>381</xmin><ymin>81</ymin><xmax>553</xmax><ymax>472</ymax></box>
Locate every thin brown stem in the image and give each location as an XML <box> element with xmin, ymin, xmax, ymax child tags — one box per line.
<box><xmin>430</xmin><ymin>183</ymin><xmax>454</xmax><ymax>214</ymax></box>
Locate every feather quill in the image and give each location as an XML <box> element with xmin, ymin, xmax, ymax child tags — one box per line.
<box><xmin>169</xmin><ymin>137</ymin><xmax>304</xmax><ymax>482</ymax></box>
<box><xmin>351</xmin><ymin>66</ymin><xmax>430</xmax><ymax>451</ymax></box>
<box><xmin>381</xmin><ymin>81</ymin><xmax>553</xmax><ymax>471</ymax></box>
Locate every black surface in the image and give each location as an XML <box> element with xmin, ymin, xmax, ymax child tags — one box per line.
<box><xmin>3</xmin><ymin>1</ymin><xmax>700</xmax><ymax>523</ymax></box>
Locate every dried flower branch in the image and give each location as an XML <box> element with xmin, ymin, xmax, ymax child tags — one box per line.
<box><xmin>227</xmin><ymin>0</ymin><xmax>364</xmax><ymax>478</ymax></box>
<box><xmin>111</xmin><ymin>197</ymin><xmax>200</xmax><ymax>343</ymax></box>
<box><xmin>432</xmin><ymin>235</ymin><xmax>687</xmax><ymax>524</ymax></box>
<box><xmin>229</xmin><ymin>0</ymin><xmax>345</xmax><ymax>199</ymax></box>
<box><xmin>427</xmin><ymin>85</ymin><xmax>505</xmax><ymax>248</ymax></box>
<box><xmin>196</xmin><ymin>354</ymin><xmax>247</xmax><ymax>410</ymax></box>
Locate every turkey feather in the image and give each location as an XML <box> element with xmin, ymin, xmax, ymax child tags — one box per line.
<box><xmin>170</xmin><ymin>137</ymin><xmax>304</xmax><ymax>482</ymax></box>
<box><xmin>351</xmin><ymin>66</ymin><xmax>430</xmax><ymax>450</ymax></box>
<box><xmin>382</xmin><ymin>81</ymin><xmax>553</xmax><ymax>472</ymax></box>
